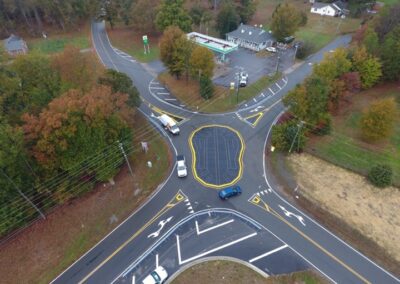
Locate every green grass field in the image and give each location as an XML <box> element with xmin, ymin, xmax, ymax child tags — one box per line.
<box><xmin>29</xmin><ymin>36</ymin><xmax>90</xmax><ymax>54</ymax></box>
<box><xmin>307</xmin><ymin>85</ymin><xmax>400</xmax><ymax>185</ymax></box>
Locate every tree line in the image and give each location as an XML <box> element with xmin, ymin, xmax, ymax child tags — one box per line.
<box><xmin>271</xmin><ymin>3</ymin><xmax>400</xmax><ymax>187</ymax></box>
<box><xmin>0</xmin><ymin>46</ymin><xmax>140</xmax><ymax>236</ymax></box>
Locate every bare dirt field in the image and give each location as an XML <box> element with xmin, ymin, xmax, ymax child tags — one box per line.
<box><xmin>287</xmin><ymin>153</ymin><xmax>400</xmax><ymax>264</ymax></box>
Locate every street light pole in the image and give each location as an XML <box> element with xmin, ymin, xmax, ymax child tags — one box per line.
<box><xmin>118</xmin><ymin>140</ymin><xmax>134</xmax><ymax>179</ymax></box>
<box><xmin>275</xmin><ymin>52</ymin><xmax>281</xmax><ymax>75</ymax></box>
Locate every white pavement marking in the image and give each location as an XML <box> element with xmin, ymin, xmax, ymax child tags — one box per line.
<box><xmin>164</xmin><ymin>98</ymin><xmax>177</xmax><ymax>101</ymax></box>
<box><xmin>275</xmin><ymin>82</ymin><xmax>281</xmax><ymax>89</ymax></box>
<box><xmin>282</xmin><ymin>77</ymin><xmax>288</xmax><ymax>83</ymax></box>
<box><xmin>151</xmin><ymin>87</ymin><xmax>165</xmax><ymax>90</ymax></box>
<box><xmin>278</xmin><ymin>205</ymin><xmax>306</xmax><ymax>226</ymax></box>
<box><xmin>308</xmin><ymin>62</ymin><xmax>313</xmax><ymax>66</ymax></box>
<box><xmin>176</xmin><ymin>235</ymin><xmax>182</xmax><ymax>264</ymax></box>
<box><xmin>147</xmin><ymin>216</ymin><xmax>174</xmax><ymax>239</ymax></box>
<box><xmin>253</xmin><ymin>98</ymin><xmax>257</xmax><ymax>102</ymax></box>
<box><xmin>180</xmin><ymin>104</ymin><xmax>186</xmax><ymax>107</ymax></box>
<box><xmin>249</xmin><ymin>245</ymin><xmax>288</xmax><ymax>263</ymax></box>
<box><xmin>177</xmin><ymin>232</ymin><xmax>257</xmax><ymax>265</ymax></box>
<box><xmin>150</xmin><ymin>81</ymin><xmax>160</xmax><ymax>85</ymax></box>
<box><xmin>132</xmin><ymin>275</ymin><xmax>135</xmax><ymax>284</ymax></box>
<box><xmin>195</xmin><ymin>219</ymin><xmax>234</xmax><ymax>235</ymax></box>
<box><xmin>157</xmin><ymin>92</ymin><xmax>170</xmax><ymax>95</ymax></box>
<box><xmin>261</xmin><ymin>93</ymin><xmax>265</xmax><ymax>97</ymax></box>
<box><xmin>268</xmin><ymin>88</ymin><xmax>274</xmax><ymax>95</ymax></box>
<box><xmin>260</xmin><ymin>191</ymin><xmax>264</xmax><ymax>195</ymax></box>
<box><xmin>156</xmin><ymin>254</ymin><xmax>159</xmax><ymax>268</ymax></box>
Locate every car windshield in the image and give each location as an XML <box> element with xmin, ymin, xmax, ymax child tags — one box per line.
<box><xmin>151</xmin><ymin>271</ymin><xmax>161</xmax><ymax>282</ymax></box>
<box><xmin>177</xmin><ymin>165</ymin><xmax>186</xmax><ymax>171</ymax></box>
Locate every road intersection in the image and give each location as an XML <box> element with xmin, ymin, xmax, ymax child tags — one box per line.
<box><xmin>51</xmin><ymin>21</ymin><xmax>400</xmax><ymax>284</ymax></box>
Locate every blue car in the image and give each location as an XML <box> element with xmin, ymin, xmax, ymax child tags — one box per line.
<box><xmin>218</xmin><ymin>186</ymin><xmax>242</xmax><ymax>200</ymax></box>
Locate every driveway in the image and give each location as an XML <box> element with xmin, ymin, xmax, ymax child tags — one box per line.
<box><xmin>213</xmin><ymin>47</ymin><xmax>295</xmax><ymax>87</ymax></box>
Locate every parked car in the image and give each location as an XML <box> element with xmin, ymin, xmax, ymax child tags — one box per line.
<box><xmin>239</xmin><ymin>72</ymin><xmax>248</xmax><ymax>87</ymax></box>
<box><xmin>176</xmin><ymin>155</ymin><xmax>187</xmax><ymax>178</ymax></box>
<box><xmin>218</xmin><ymin>186</ymin><xmax>242</xmax><ymax>200</ymax></box>
<box><xmin>266</xmin><ymin>46</ymin><xmax>277</xmax><ymax>53</ymax></box>
<box><xmin>142</xmin><ymin>266</ymin><xmax>168</xmax><ymax>284</ymax></box>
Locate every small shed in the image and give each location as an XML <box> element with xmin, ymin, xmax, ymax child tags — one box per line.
<box><xmin>310</xmin><ymin>2</ymin><xmax>341</xmax><ymax>17</ymax></box>
<box><xmin>4</xmin><ymin>34</ymin><xmax>28</xmax><ymax>56</ymax></box>
<box><xmin>226</xmin><ymin>24</ymin><xmax>275</xmax><ymax>52</ymax></box>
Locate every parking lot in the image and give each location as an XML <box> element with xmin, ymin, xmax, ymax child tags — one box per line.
<box><xmin>213</xmin><ymin>47</ymin><xmax>295</xmax><ymax>87</ymax></box>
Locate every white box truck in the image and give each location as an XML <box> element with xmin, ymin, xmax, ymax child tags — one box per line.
<box><xmin>158</xmin><ymin>114</ymin><xmax>180</xmax><ymax>135</ymax></box>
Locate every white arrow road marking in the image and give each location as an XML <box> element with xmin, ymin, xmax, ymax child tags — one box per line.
<box><xmin>249</xmin><ymin>106</ymin><xmax>264</xmax><ymax>113</ymax></box>
<box><xmin>147</xmin><ymin>216</ymin><xmax>173</xmax><ymax>239</ymax></box>
<box><xmin>278</xmin><ymin>205</ymin><xmax>306</xmax><ymax>226</ymax></box>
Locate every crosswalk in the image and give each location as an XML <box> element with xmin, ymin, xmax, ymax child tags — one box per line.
<box><xmin>149</xmin><ymin>80</ymin><xmax>186</xmax><ymax>108</ymax></box>
<box><xmin>112</xmin><ymin>47</ymin><xmax>136</xmax><ymax>63</ymax></box>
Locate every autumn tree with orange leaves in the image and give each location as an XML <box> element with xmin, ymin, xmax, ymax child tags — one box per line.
<box><xmin>22</xmin><ymin>85</ymin><xmax>134</xmax><ymax>202</ymax></box>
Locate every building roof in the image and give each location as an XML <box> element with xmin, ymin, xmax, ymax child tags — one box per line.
<box><xmin>4</xmin><ymin>34</ymin><xmax>26</xmax><ymax>52</ymax></box>
<box><xmin>187</xmin><ymin>32</ymin><xmax>238</xmax><ymax>54</ymax></box>
<box><xmin>312</xmin><ymin>2</ymin><xmax>334</xmax><ymax>10</ymax></box>
<box><xmin>226</xmin><ymin>24</ymin><xmax>274</xmax><ymax>44</ymax></box>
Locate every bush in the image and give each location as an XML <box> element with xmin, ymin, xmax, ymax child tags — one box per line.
<box><xmin>296</xmin><ymin>41</ymin><xmax>315</xmax><ymax>59</ymax></box>
<box><xmin>368</xmin><ymin>164</ymin><xmax>393</xmax><ymax>187</ymax></box>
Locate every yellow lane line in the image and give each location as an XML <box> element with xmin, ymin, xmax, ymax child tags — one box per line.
<box><xmin>249</xmin><ymin>196</ymin><xmax>371</xmax><ymax>284</ymax></box>
<box><xmin>78</xmin><ymin>190</ymin><xmax>187</xmax><ymax>283</ymax></box>
<box><xmin>188</xmin><ymin>125</ymin><xmax>245</xmax><ymax>189</ymax></box>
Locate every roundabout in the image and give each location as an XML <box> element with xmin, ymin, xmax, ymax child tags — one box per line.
<box><xmin>189</xmin><ymin>125</ymin><xmax>244</xmax><ymax>189</ymax></box>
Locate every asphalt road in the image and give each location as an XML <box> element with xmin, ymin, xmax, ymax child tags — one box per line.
<box><xmin>51</xmin><ymin>21</ymin><xmax>400</xmax><ymax>284</ymax></box>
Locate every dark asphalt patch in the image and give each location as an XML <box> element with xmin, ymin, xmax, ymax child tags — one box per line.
<box><xmin>190</xmin><ymin>125</ymin><xmax>244</xmax><ymax>188</ymax></box>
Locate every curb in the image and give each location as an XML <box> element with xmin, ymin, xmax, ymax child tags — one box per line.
<box><xmin>165</xmin><ymin>256</ymin><xmax>270</xmax><ymax>284</ymax></box>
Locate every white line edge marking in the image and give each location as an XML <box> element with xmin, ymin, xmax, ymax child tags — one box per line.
<box><xmin>132</xmin><ymin>275</ymin><xmax>135</xmax><ymax>284</ymax></box>
<box><xmin>263</xmin><ymin>109</ymin><xmax>400</xmax><ymax>282</ymax></box>
<box><xmin>176</xmin><ymin>235</ymin><xmax>182</xmax><ymax>264</ymax></box>
<box><xmin>195</xmin><ymin>219</ymin><xmax>234</xmax><ymax>235</ymax></box>
<box><xmin>177</xmin><ymin>232</ymin><xmax>257</xmax><ymax>265</ymax></box>
<box><xmin>156</xmin><ymin>254</ymin><xmax>159</xmax><ymax>268</ymax></box>
<box><xmin>249</xmin><ymin>244</ymin><xmax>288</xmax><ymax>263</ymax></box>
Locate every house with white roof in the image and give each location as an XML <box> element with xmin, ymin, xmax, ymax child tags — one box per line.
<box><xmin>310</xmin><ymin>1</ymin><xmax>347</xmax><ymax>17</ymax></box>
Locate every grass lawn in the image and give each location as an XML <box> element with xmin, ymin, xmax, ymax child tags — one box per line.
<box><xmin>27</xmin><ymin>23</ymin><xmax>91</xmax><ymax>54</ymax></box>
<box><xmin>252</xmin><ymin>0</ymin><xmax>361</xmax><ymax>52</ymax></box>
<box><xmin>106</xmin><ymin>24</ymin><xmax>160</xmax><ymax>62</ymax></box>
<box><xmin>171</xmin><ymin>260</ymin><xmax>327</xmax><ymax>284</ymax></box>
<box><xmin>307</xmin><ymin>84</ymin><xmax>400</xmax><ymax>186</ymax></box>
<box><xmin>158</xmin><ymin>73</ymin><xmax>280</xmax><ymax>113</ymax></box>
<box><xmin>0</xmin><ymin>112</ymin><xmax>172</xmax><ymax>284</ymax></box>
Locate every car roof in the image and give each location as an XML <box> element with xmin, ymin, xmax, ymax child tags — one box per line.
<box><xmin>177</xmin><ymin>155</ymin><xmax>184</xmax><ymax>160</ymax></box>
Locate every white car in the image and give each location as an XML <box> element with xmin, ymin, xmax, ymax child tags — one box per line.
<box><xmin>176</xmin><ymin>155</ymin><xmax>187</xmax><ymax>177</ymax></box>
<box><xmin>266</xmin><ymin>46</ymin><xmax>277</xmax><ymax>53</ymax></box>
<box><xmin>239</xmin><ymin>72</ymin><xmax>248</xmax><ymax>87</ymax></box>
<box><xmin>142</xmin><ymin>266</ymin><xmax>168</xmax><ymax>284</ymax></box>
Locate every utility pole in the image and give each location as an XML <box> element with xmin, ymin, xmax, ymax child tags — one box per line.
<box><xmin>1</xmin><ymin>169</ymin><xmax>45</xmax><ymax>220</ymax></box>
<box><xmin>118</xmin><ymin>140</ymin><xmax>134</xmax><ymax>178</ymax></box>
<box><xmin>236</xmin><ymin>72</ymin><xmax>240</xmax><ymax>104</ymax></box>
<box><xmin>288</xmin><ymin>121</ymin><xmax>304</xmax><ymax>153</ymax></box>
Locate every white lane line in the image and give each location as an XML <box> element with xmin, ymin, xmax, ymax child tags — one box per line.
<box><xmin>268</xmin><ymin>88</ymin><xmax>274</xmax><ymax>95</ymax></box>
<box><xmin>156</xmin><ymin>254</ymin><xmax>159</xmax><ymax>268</ymax></box>
<box><xmin>157</xmin><ymin>92</ymin><xmax>170</xmax><ymax>95</ymax></box>
<box><xmin>165</xmin><ymin>98</ymin><xmax>177</xmax><ymax>101</ymax></box>
<box><xmin>176</xmin><ymin>235</ymin><xmax>182</xmax><ymax>264</ymax></box>
<box><xmin>195</xmin><ymin>219</ymin><xmax>234</xmax><ymax>235</ymax></box>
<box><xmin>253</xmin><ymin>98</ymin><xmax>257</xmax><ymax>102</ymax></box>
<box><xmin>249</xmin><ymin>245</ymin><xmax>288</xmax><ymax>263</ymax></box>
<box><xmin>151</xmin><ymin>87</ymin><xmax>165</xmax><ymax>90</ymax></box>
<box><xmin>150</xmin><ymin>81</ymin><xmax>160</xmax><ymax>85</ymax></box>
<box><xmin>132</xmin><ymin>275</ymin><xmax>135</xmax><ymax>284</ymax></box>
<box><xmin>275</xmin><ymin>82</ymin><xmax>281</xmax><ymax>89</ymax></box>
<box><xmin>178</xmin><ymin>232</ymin><xmax>257</xmax><ymax>265</ymax></box>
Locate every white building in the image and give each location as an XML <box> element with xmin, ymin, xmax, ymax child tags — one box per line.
<box><xmin>226</xmin><ymin>24</ymin><xmax>275</xmax><ymax>52</ymax></box>
<box><xmin>310</xmin><ymin>2</ymin><xmax>342</xmax><ymax>17</ymax></box>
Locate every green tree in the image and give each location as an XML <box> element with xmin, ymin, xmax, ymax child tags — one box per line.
<box><xmin>352</xmin><ymin>46</ymin><xmax>382</xmax><ymax>89</ymax></box>
<box><xmin>375</xmin><ymin>3</ymin><xmax>400</xmax><ymax>41</ymax></box>
<box><xmin>362</xmin><ymin>27</ymin><xmax>379</xmax><ymax>56</ymax></box>
<box><xmin>216</xmin><ymin>2</ymin><xmax>240</xmax><ymax>37</ymax></box>
<box><xmin>159</xmin><ymin>26</ymin><xmax>191</xmax><ymax>79</ymax></box>
<box><xmin>271</xmin><ymin>3</ymin><xmax>302</xmax><ymax>41</ymax></box>
<box><xmin>189</xmin><ymin>45</ymin><xmax>215</xmax><ymax>79</ymax></box>
<box><xmin>98</xmin><ymin>69</ymin><xmax>141</xmax><ymax>107</ymax></box>
<box><xmin>380</xmin><ymin>27</ymin><xmax>400</xmax><ymax>81</ymax></box>
<box><xmin>360</xmin><ymin>98</ymin><xmax>397</xmax><ymax>142</ymax></box>
<box><xmin>314</xmin><ymin>48</ymin><xmax>352</xmax><ymax>82</ymax></box>
<box><xmin>131</xmin><ymin>0</ymin><xmax>159</xmax><ymax>32</ymax></box>
<box><xmin>155</xmin><ymin>0</ymin><xmax>192</xmax><ymax>32</ymax></box>
<box><xmin>0</xmin><ymin>119</ymin><xmax>35</xmax><ymax>235</ymax></box>
<box><xmin>237</xmin><ymin>0</ymin><xmax>257</xmax><ymax>24</ymax></box>
<box><xmin>199</xmin><ymin>75</ymin><xmax>213</xmax><ymax>99</ymax></box>
<box><xmin>271</xmin><ymin>120</ymin><xmax>306</xmax><ymax>153</ymax></box>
